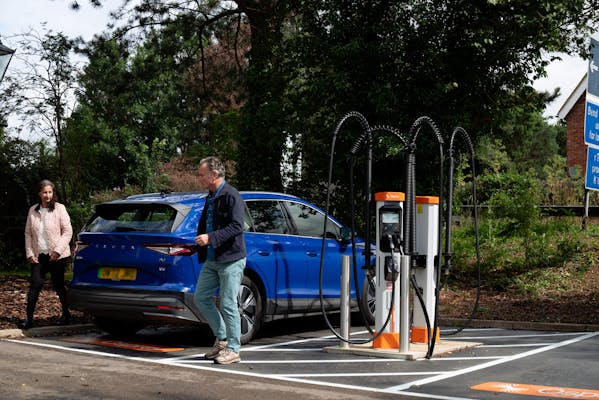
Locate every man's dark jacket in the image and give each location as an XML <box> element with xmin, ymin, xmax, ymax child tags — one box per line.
<box><xmin>196</xmin><ymin>182</ymin><xmax>247</xmax><ymax>263</ymax></box>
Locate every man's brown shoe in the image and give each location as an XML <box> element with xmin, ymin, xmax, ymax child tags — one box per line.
<box><xmin>214</xmin><ymin>349</ymin><xmax>240</xmax><ymax>365</ymax></box>
<box><xmin>204</xmin><ymin>338</ymin><xmax>227</xmax><ymax>360</ymax></box>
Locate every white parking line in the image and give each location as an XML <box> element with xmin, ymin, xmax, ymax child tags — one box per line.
<box><xmin>243</xmin><ymin>347</ymin><xmax>324</xmax><ymax>352</ymax></box>
<box><xmin>243</xmin><ymin>330</ymin><xmax>370</xmax><ymax>350</ymax></box>
<box><xmin>278</xmin><ymin>371</ymin><xmax>450</xmax><ymax>378</ymax></box>
<box><xmin>422</xmin><ymin>356</ymin><xmax>503</xmax><ymax>361</ymax></box>
<box><xmin>454</xmin><ymin>331</ymin><xmax>586</xmax><ymax>340</ymax></box>
<box><xmin>478</xmin><ymin>343</ymin><xmax>548</xmax><ymax>348</ymax></box>
<box><xmin>384</xmin><ymin>331</ymin><xmax>599</xmax><ymax>393</ymax></box>
<box><xmin>178</xmin><ymin>357</ymin><xmax>407</xmax><ymax>364</ymax></box>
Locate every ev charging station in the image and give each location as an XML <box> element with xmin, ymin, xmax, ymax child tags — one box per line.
<box><xmin>412</xmin><ymin>195</ymin><xmax>440</xmax><ymax>343</ymax></box>
<box><xmin>373</xmin><ymin>191</ymin><xmax>404</xmax><ymax>349</ymax></box>
<box><xmin>372</xmin><ymin>192</ymin><xmax>440</xmax><ymax>350</ymax></box>
<box><xmin>322</xmin><ymin>111</ymin><xmax>481</xmax><ymax>359</ymax></box>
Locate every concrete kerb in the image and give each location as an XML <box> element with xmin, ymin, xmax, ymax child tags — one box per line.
<box><xmin>439</xmin><ymin>318</ymin><xmax>599</xmax><ymax>332</ymax></box>
<box><xmin>0</xmin><ymin>324</ymin><xmax>96</xmax><ymax>339</ymax></box>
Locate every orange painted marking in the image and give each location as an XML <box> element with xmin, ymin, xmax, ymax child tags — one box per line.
<box><xmin>63</xmin><ymin>337</ymin><xmax>184</xmax><ymax>353</ymax></box>
<box><xmin>472</xmin><ymin>382</ymin><xmax>599</xmax><ymax>399</ymax></box>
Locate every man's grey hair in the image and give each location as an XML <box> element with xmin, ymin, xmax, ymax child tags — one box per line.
<box><xmin>200</xmin><ymin>156</ymin><xmax>226</xmax><ymax>179</ymax></box>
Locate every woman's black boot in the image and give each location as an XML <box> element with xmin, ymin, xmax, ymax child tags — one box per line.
<box><xmin>57</xmin><ymin>309</ymin><xmax>71</xmax><ymax>326</ymax></box>
<box><xmin>19</xmin><ymin>319</ymin><xmax>33</xmax><ymax>329</ymax></box>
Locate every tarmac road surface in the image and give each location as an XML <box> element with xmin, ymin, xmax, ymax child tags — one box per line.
<box><xmin>0</xmin><ymin>339</ymin><xmax>411</xmax><ymax>400</ymax></box>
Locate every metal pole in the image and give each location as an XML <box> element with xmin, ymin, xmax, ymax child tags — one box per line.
<box><xmin>399</xmin><ymin>254</ymin><xmax>410</xmax><ymax>353</ymax></box>
<box><xmin>583</xmin><ymin>189</ymin><xmax>590</xmax><ymax>230</ymax></box>
<box><xmin>340</xmin><ymin>255</ymin><xmax>351</xmax><ymax>348</ymax></box>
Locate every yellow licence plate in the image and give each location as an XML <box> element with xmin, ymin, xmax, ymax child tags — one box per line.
<box><xmin>98</xmin><ymin>267</ymin><xmax>137</xmax><ymax>281</ymax></box>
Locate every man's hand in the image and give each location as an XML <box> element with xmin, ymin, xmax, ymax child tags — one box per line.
<box><xmin>194</xmin><ymin>234</ymin><xmax>210</xmax><ymax>247</ymax></box>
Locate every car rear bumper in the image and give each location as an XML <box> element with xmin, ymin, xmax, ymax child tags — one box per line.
<box><xmin>68</xmin><ymin>286</ymin><xmax>206</xmax><ymax>324</ymax></box>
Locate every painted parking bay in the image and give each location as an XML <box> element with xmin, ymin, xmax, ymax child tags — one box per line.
<box><xmin>5</xmin><ymin>325</ymin><xmax>599</xmax><ymax>399</ymax></box>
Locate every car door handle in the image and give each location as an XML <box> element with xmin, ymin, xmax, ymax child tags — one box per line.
<box><xmin>257</xmin><ymin>250</ymin><xmax>270</xmax><ymax>256</ymax></box>
<box><xmin>306</xmin><ymin>251</ymin><xmax>318</xmax><ymax>257</ymax></box>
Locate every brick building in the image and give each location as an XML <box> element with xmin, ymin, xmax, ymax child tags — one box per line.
<box><xmin>558</xmin><ymin>73</ymin><xmax>587</xmax><ymax>178</ymax></box>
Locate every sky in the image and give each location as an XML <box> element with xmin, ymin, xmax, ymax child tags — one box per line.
<box><xmin>0</xmin><ymin>0</ymin><xmax>592</xmax><ymax>122</ymax></box>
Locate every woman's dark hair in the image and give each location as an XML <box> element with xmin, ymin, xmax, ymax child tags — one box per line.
<box><xmin>37</xmin><ymin>179</ymin><xmax>58</xmax><ymax>211</ymax></box>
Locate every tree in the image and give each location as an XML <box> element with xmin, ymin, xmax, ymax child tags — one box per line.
<box><xmin>0</xmin><ymin>130</ymin><xmax>57</xmax><ymax>270</ymax></box>
<box><xmin>2</xmin><ymin>29</ymin><xmax>79</xmax><ymax>201</ymax></box>
<box><xmin>278</xmin><ymin>0</ymin><xmax>599</xmax><ymax>199</ymax></box>
<box><xmin>76</xmin><ymin>0</ymin><xmax>296</xmax><ymax>190</ymax></box>
<box><xmin>65</xmin><ymin>18</ymin><xmax>250</xmax><ymax>196</ymax></box>
<box><xmin>495</xmin><ymin>108</ymin><xmax>565</xmax><ymax>178</ymax></box>
<box><xmin>70</xmin><ymin>0</ymin><xmax>599</xmax><ymax>197</ymax></box>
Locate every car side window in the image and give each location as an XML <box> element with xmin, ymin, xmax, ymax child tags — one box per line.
<box><xmin>243</xmin><ymin>207</ymin><xmax>253</xmax><ymax>232</ymax></box>
<box><xmin>285</xmin><ymin>201</ymin><xmax>340</xmax><ymax>239</ymax></box>
<box><xmin>245</xmin><ymin>200</ymin><xmax>288</xmax><ymax>234</ymax></box>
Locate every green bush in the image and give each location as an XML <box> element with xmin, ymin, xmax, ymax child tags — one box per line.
<box><xmin>479</xmin><ymin>172</ymin><xmax>541</xmax><ymax>237</ymax></box>
<box><xmin>448</xmin><ymin>164</ymin><xmax>595</xmax><ymax>295</ymax></box>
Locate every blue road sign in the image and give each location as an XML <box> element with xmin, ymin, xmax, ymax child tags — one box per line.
<box><xmin>584</xmin><ymin>99</ymin><xmax>599</xmax><ymax>148</ymax></box>
<box><xmin>586</xmin><ymin>146</ymin><xmax>599</xmax><ymax>190</ymax></box>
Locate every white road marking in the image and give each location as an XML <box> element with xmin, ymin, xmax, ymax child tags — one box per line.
<box><xmin>384</xmin><ymin>331</ymin><xmax>599</xmax><ymax>393</ymax></box>
<box><xmin>453</xmin><ymin>331</ymin><xmax>586</xmax><ymax>340</ymax></box>
<box><xmin>278</xmin><ymin>371</ymin><xmax>449</xmax><ymax>378</ymax></box>
<box><xmin>243</xmin><ymin>330</ymin><xmax>370</xmax><ymax>350</ymax></box>
<box><xmin>4</xmin><ymin>329</ymin><xmax>597</xmax><ymax>400</ymax></box>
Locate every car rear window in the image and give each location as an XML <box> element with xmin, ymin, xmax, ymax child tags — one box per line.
<box><xmin>84</xmin><ymin>203</ymin><xmax>189</xmax><ymax>233</ymax></box>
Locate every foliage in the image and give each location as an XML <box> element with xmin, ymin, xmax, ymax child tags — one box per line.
<box><xmin>64</xmin><ymin>34</ymin><xmax>187</xmax><ymax>197</ymax></box>
<box><xmin>1</xmin><ymin>29</ymin><xmax>79</xmax><ymax>202</ymax></box>
<box><xmin>495</xmin><ymin>110</ymin><xmax>563</xmax><ymax>177</ymax></box>
<box><xmin>0</xmin><ymin>131</ymin><xmax>60</xmax><ymax>271</ymax></box>
<box><xmin>448</xmin><ymin>158</ymin><xmax>596</xmax><ymax>295</ymax></box>
<box><xmin>449</xmin><ymin>208</ymin><xmax>594</xmax><ymax>294</ymax></box>
<box><xmin>60</xmin><ymin>0</ymin><xmax>599</xmax><ymax>195</ymax></box>
<box><xmin>540</xmin><ymin>154</ymin><xmax>596</xmax><ymax>205</ymax></box>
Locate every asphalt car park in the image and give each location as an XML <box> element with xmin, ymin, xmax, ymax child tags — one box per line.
<box><xmin>4</xmin><ymin>318</ymin><xmax>599</xmax><ymax>400</ymax></box>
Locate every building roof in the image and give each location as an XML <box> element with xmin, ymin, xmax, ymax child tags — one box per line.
<box><xmin>557</xmin><ymin>73</ymin><xmax>587</xmax><ymax>120</ymax></box>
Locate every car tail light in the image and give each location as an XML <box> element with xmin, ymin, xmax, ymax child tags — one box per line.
<box><xmin>143</xmin><ymin>244</ymin><xmax>197</xmax><ymax>256</ymax></box>
<box><xmin>74</xmin><ymin>241</ymin><xmax>90</xmax><ymax>254</ymax></box>
<box><xmin>157</xmin><ymin>305</ymin><xmax>184</xmax><ymax>310</ymax></box>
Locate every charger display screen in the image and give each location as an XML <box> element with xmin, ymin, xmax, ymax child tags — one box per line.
<box><xmin>379</xmin><ymin>207</ymin><xmax>401</xmax><ymax>252</ymax></box>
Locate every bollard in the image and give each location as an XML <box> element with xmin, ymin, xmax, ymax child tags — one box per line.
<box><xmin>340</xmin><ymin>255</ymin><xmax>351</xmax><ymax>348</ymax></box>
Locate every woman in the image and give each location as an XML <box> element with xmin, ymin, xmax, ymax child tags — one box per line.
<box><xmin>21</xmin><ymin>179</ymin><xmax>73</xmax><ymax>329</ymax></box>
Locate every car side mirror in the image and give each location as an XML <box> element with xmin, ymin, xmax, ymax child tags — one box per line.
<box><xmin>339</xmin><ymin>227</ymin><xmax>353</xmax><ymax>243</ymax></box>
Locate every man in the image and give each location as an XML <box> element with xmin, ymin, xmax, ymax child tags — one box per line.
<box><xmin>193</xmin><ymin>156</ymin><xmax>247</xmax><ymax>365</ymax></box>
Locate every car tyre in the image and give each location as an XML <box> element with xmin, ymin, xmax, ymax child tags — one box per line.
<box><xmin>238</xmin><ymin>275</ymin><xmax>263</xmax><ymax>344</ymax></box>
<box><xmin>360</xmin><ymin>275</ymin><xmax>376</xmax><ymax>325</ymax></box>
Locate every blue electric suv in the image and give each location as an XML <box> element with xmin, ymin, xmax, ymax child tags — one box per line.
<box><xmin>69</xmin><ymin>191</ymin><xmax>374</xmax><ymax>343</ymax></box>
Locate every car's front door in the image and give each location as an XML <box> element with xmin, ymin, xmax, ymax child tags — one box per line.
<box><xmin>282</xmin><ymin>200</ymin><xmax>349</xmax><ymax>311</ymax></box>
